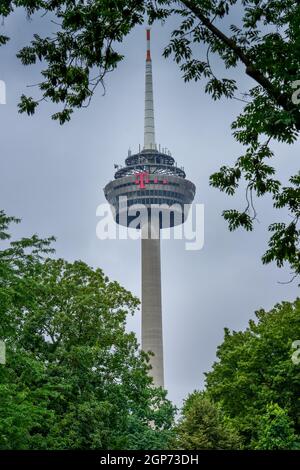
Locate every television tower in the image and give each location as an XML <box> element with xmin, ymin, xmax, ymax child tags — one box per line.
<box><xmin>104</xmin><ymin>29</ymin><xmax>196</xmax><ymax>388</ymax></box>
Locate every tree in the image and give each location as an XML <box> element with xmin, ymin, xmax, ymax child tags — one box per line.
<box><xmin>173</xmin><ymin>391</ymin><xmax>241</xmax><ymax>449</ymax></box>
<box><xmin>0</xmin><ymin>211</ymin><xmax>175</xmax><ymax>449</ymax></box>
<box><xmin>205</xmin><ymin>298</ymin><xmax>300</xmax><ymax>448</ymax></box>
<box><xmin>0</xmin><ymin>210</ymin><xmax>54</xmax><ymax>342</ymax></box>
<box><xmin>1</xmin><ymin>1</ymin><xmax>299</xmax><ymax>277</ymax></box>
<box><xmin>254</xmin><ymin>403</ymin><xmax>300</xmax><ymax>450</ymax></box>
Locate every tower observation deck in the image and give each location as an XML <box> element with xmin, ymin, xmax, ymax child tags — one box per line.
<box><xmin>104</xmin><ymin>29</ymin><xmax>196</xmax><ymax>388</ymax></box>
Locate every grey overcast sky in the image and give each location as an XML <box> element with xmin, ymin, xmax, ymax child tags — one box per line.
<box><xmin>0</xmin><ymin>8</ymin><xmax>299</xmax><ymax>406</ymax></box>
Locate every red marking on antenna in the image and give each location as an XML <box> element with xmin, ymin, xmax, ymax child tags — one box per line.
<box><xmin>146</xmin><ymin>50</ymin><xmax>151</xmax><ymax>61</ymax></box>
<box><xmin>147</xmin><ymin>29</ymin><xmax>150</xmax><ymax>41</ymax></box>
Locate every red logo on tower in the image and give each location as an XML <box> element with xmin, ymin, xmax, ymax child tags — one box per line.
<box><xmin>135</xmin><ymin>172</ymin><xmax>149</xmax><ymax>189</ymax></box>
<box><xmin>135</xmin><ymin>172</ymin><xmax>168</xmax><ymax>188</ymax></box>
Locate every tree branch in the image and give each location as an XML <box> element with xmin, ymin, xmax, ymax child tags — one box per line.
<box><xmin>181</xmin><ymin>0</ymin><xmax>299</xmax><ymax>126</ymax></box>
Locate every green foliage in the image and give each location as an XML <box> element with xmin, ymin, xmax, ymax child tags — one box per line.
<box><xmin>262</xmin><ymin>174</ymin><xmax>300</xmax><ymax>275</ymax></box>
<box><xmin>1</xmin><ymin>1</ymin><xmax>299</xmax><ymax>277</ymax></box>
<box><xmin>5</xmin><ymin>0</ymin><xmax>145</xmax><ymax>123</ymax></box>
<box><xmin>205</xmin><ymin>299</ymin><xmax>300</xmax><ymax>448</ymax></box>
<box><xmin>173</xmin><ymin>391</ymin><xmax>241</xmax><ymax>450</ymax></box>
<box><xmin>0</xmin><ymin>210</ymin><xmax>55</xmax><ymax>340</ymax></box>
<box><xmin>159</xmin><ymin>0</ymin><xmax>300</xmax><ymax>277</ymax></box>
<box><xmin>18</xmin><ymin>94</ymin><xmax>39</xmax><ymax>115</ymax></box>
<box><xmin>0</xmin><ymin>211</ymin><xmax>175</xmax><ymax>449</ymax></box>
<box><xmin>254</xmin><ymin>403</ymin><xmax>300</xmax><ymax>450</ymax></box>
<box><xmin>156</xmin><ymin>1</ymin><xmax>300</xmax><ymax>279</ymax></box>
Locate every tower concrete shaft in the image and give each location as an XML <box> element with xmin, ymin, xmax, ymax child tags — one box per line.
<box><xmin>141</xmin><ymin>29</ymin><xmax>164</xmax><ymax>388</ymax></box>
<box><xmin>141</xmin><ymin>224</ymin><xmax>164</xmax><ymax>388</ymax></box>
<box><xmin>144</xmin><ymin>29</ymin><xmax>156</xmax><ymax>150</ymax></box>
